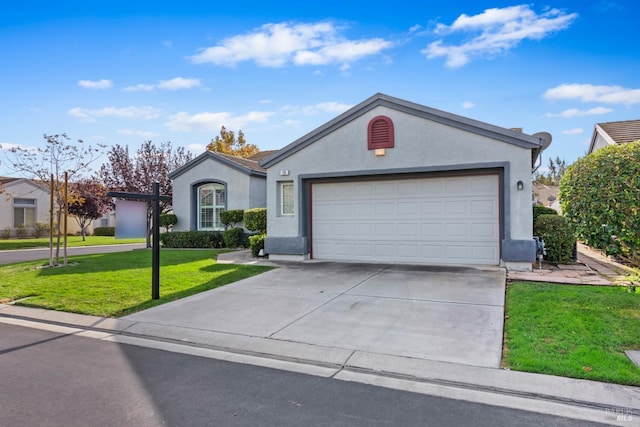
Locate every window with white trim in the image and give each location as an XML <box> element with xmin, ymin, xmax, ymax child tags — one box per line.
<box><xmin>13</xmin><ymin>198</ymin><xmax>36</xmax><ymax>228</ymax></box>
<box><xmin>280</xmin><ymin>182</ymin><xmax>294</xmax><ymax>216</ymax></box>
<box><xmin>197</xmin><ymin>183</ymin><xmax>225</xmax><ymax>230</ymax></box>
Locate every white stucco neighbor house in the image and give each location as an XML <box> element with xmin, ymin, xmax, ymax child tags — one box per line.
<box><xmin>0</xmin><ymin>176</ymin><xmax>116</xmax><ymax>237</ymax></box>
<box><xmin>169</xmin><ymin>151</ymin><xmax>267</xmax><ymax>232</ymax></box>
<box><xmin>588</xmin><ymin>119</ymin><xmax>640</xmax><ymax>153</ymax></box>
<box><xmin>0</xmin><ymin>177</ymin><xmax>51</xmax><ymax>236</ymax></box>
<box><xmin>260</xmin><ymin>93</ymin><xmax>550</xmax><ymax>271</ymax></box>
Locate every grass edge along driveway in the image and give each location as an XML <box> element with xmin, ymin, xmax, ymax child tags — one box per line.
<box><xmin>0</xmin><ymin>236</ymin><xmax>146</xmax><ymax>251</ymax></box>
<box><xmin>0</xmin><ymin>249</ymin><xmax>273</xmax><ymax>317</ymax></box>
<box><xmin>503</xmin><ymin>281</ymin><xmax>640</xmax><ymax>386</ymax></box>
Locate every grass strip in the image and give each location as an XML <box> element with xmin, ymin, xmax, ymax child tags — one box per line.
<box><xmin>0</xmin><ymin>249</ymin><xmax>272</xmax><ymax>317</ymax></box>
<box><xmin>504</xmin><ymin>281</ymin><xmax>640</xmax><ymax>386</ymax></box>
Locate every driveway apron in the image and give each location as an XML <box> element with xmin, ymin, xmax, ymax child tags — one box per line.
<box><xmin>124</xmin><ymin>262</ymin><xmax>506</xmax><ymax>368</ymax></box>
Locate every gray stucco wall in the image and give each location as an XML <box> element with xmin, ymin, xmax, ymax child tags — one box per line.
<box><xmin>171</xmin><ymin>157</ymin><xmax>265</xmax><ymax>231</ymax></box>
<box><xmin>265</xmin><ymin>105</ymin><xmax>536</xmax><ymax>263</ymax></box>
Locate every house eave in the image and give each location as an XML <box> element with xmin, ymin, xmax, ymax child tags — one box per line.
<box><xmin>169</xmin><ymin>151</ymin><xmax>266</xmax><ymax>180</ymax></box>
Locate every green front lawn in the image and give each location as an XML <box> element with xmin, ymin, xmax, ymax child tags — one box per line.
<box><xmin>0</xmin><ymin>236</ymin><xmax>146</xmax><ymax>250</ymax></box>
<box><xmin>0</xmin><ymin>249</ymin><xmax>272</xmax><ymax>317</ymax></box>
<box><xmin>504</xmin><ymin>282</ymin><xmax>640</xmax><ymax>386</ymax></box>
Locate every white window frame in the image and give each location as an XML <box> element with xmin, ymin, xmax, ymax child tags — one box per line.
<box><xmin>280</xmin><ymin>182</ymin><xmax>294</xmax><ymax>216</ymax></box>
<box><xmin>13</xmin><ymin>198</ymin><xmax>36</xmax><ymax>228</ymax></box>
<box><xmin>197</xmin><ymin>183</ymin><xmax>226</xmax><ymax>230</ymax></box>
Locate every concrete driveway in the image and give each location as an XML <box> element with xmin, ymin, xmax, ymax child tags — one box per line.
<box><xmin>124</xmin><ymin>262</ymin><xmax>506</xmax><ymax>368</ymax></box>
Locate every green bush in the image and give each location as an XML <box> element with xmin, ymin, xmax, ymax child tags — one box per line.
<box><xmin>159</xmin><ymin>230</ymin><xmax>224</xmax><ymax>248</ymax></box>
<box><xmin>1</xmin><ymin>228</ymin><xmax>10</xmax><ymax>239</ymax></box>
<box><xmin>220</xmin><ymin>210</ymin><xmax>244</xmax><ymax>228</ymax></box>
<box><xmin>93</xmin><ymin>226</ymin><xmax>115</xmax><ymax>236</ymax></box>
<box><xmin>223</xmin><ymin>227</ymin><xmax>244</xmax><ymax>248</ymax></box>
<box><xmin>534</xmin><ymin>214</ymin><xmax>575</xmax><ymax>264</ymax></box>
<box><xmin>533</xmin><ymin>205</ymin><xmax>557</xmax><ymax>224</ymax></box>
<box><xmin>244</xmin><ymin>208</ymin><xmax>267</xmax><ymax>234</ymax></box>
<box><xmin>159</xmin><ymin>214</ymin><xmax>178</xmax><ymax>230</ymax></box>
<box><xmin>248</xmin><ymin>234</ymin><xmax>266</xmax><ymax>257</ymax></box>
<box><xmin>560</xmin><ymin>141</ymin><xmax>640</xmax><ymax>260</ymax></box>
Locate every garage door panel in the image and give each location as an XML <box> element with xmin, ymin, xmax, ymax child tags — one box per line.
<box><xmin>312</xmin><ymin>175</ymin><xmax>499</xmax><ymax>265</ymax></box>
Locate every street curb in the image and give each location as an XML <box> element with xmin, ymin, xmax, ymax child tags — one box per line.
<box><xmin>2</xmin><ymin>303</ymin><xmax>638</xmax><ymax>424</ymax></box>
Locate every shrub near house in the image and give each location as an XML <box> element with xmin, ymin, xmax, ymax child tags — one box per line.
<box><xmin>560</xmin><ymin>140</ymin><xmax>640</xmax><ymax>263</ymax></box>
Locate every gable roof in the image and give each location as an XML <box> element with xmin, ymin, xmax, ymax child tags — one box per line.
<box><xmin>168</xmin><ymin>150</ymin><xmax>266</xmax><ymax>180</ymax></box>
<box><xmin>261</xmin><ymin>93</ymin><xmax>543</xmax><ymax>168</ymax></box>
<box><xmin>588</xmin><ymin>119</ymin><xmax>640</xmax><ymax>152</ymax></box>
<box><xmin>1</xmin><ymin>177</ymin><xmax>50</xmax><ymax>193</ymax></box>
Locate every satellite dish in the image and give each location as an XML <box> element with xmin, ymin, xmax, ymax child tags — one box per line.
<box><xmin>532</xmin><ymin>132</ymin><xmax>552</xmax><ymax>151</ymax></box>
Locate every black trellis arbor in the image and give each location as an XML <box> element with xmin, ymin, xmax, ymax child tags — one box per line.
<box><xmin>107</xmin><ymin>182</ymin><xmax>171</xmax><ymax>300</ymax></box>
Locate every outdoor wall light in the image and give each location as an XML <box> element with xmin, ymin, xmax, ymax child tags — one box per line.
<box><xmin>279</xmin><ymin>170</ymin><xmax>290</xmax><ymax>176</ymax></box>
<box><xmin>374</xmin><ymin>148</ymin><xmax>386</xmax><ymax>156</ymax></box>
<box><xmin>517</xmin><ymin>180</ymin><xmax>524</xmax><ymax>191</ymax></box>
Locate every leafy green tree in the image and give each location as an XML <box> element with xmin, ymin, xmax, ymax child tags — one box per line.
<box><xmin>560</xmin><ymin>141</ymin><xmax>640</xmax><ymax>262</ymax></box>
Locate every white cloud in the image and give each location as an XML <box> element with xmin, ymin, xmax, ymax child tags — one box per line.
<box><xmin>462</xmin><ymin>100</ymin><xmax>475</xmax><ymax>109</ymax></box>
<box><xmin>165</xmin><ymin>111</ymin><xmax>274</xmax><ymax>132</ymax></box>
<box><xmin>189</xmin><ymin>21</ymin><xmax>393</xmax><ymax>68</ymax></box>
<box><xmin>545</xmin><ymin>106</ymin><xmax>613</xmax><ymax>118</ymax></box>
<box><xmin>315</xmin><ymin>101</ymin><xmax>352</xmax><ymax>114</ymax></box>
<box><xmin>561</xmin><ymin>128</ymin><xmax>584</xmax><ymax>135</ymax></box>
<box><xmin>423</xmin><ymin>5</ymin><xmax>577</xmax><ymax>68</ymax></box>
<box><xmin>544</xmin><ymin>83</ymin><xmax>640</xmax><ymax>105</ymax></box>
<box><xmin>78</xmin><ymin>79</ymin><xmax>113</xmax><ymax>89</ymax></box>
<box><xmin>157</xmin><ymin>77</ymin><xmax>202</xmax><ymax>90</ymax></box>
<box><xmin>187</xmin><ymin>143</ymin><xmax>206</xmax><ymax>153</ymax></box>
<box><xmin>282</xmin><ymin>101</ymin><xmax>353</xmax><ymax>116</ymax></box>
<box><xmin>117</xmin><ymin>129</ymin><xmax>161</xmax><ymax>139</ymax></box>
<box><xmin>123</xmin><ymin>84</ymin><xmax>155</xmax><ymax>92</ymax></box>
<box><xmin>68</xmin><ymin>106</ymin><xmax>163</xmax><ymax>122</ymax></box>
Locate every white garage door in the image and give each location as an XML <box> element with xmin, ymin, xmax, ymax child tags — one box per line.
<box><xmin>311</xmin><ymin>175</ymin><xmax>500</xmax><ymax>265</ymax></box>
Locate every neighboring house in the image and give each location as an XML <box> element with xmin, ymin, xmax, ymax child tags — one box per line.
<box><xmin>588</xmin><ymin>119</ymin><xmax>640</xmax><ymax>153</ymax></box>
<box><xmin>169</xmin><ymin>151</ymin><xmax>267</xmax><ymax>232</ymax></box>
<box><xmin>260</xmin><ymin>93</ymin><xmax>550</xmax><ymax>271</ymax></box>
<box><xmin>0</xmin><ymin>177</ymin><xmax>51</xmax><ymax>236</ymax></box>
<box><xmin>533</xmin><ymin>183</ymin><xmax>561</xmax><ymax>213</ymax></box>
<box><xmin>0</xmin><ymin>176</ymin><xmax>114</xmax><ymax>237</ymax></box>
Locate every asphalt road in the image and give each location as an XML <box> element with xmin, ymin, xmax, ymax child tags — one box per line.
<box><xmin>0</xmin><ymin>323</ymin><xmax>606</xmax><ymax>427</ymax></box>
<box><xmin>0</xmin><ymin>243</ymin><xmax>147</xmax><ymax>265</ymax></box>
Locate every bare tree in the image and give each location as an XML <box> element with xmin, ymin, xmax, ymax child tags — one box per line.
<box><xmin>1</xmin><ymin>133</ymin><xmax>104</xmax><ymax>264</ymax></box>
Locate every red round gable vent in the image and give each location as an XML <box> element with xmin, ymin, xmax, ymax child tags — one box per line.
<box><xmin>368</xmin><ymin>116</ymin><xmax>394</xmax><ymax>150</ymax></box>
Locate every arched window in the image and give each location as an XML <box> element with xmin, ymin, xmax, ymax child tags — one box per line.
<box><xmin>367</xmin><ymin>116</ymin><xmax>394</xmax><ymax>150</ymax></box>
<box><xmin>197</xmin><ymin>183</ymin><xmax>225</xmax><ymax>230</ymax></box>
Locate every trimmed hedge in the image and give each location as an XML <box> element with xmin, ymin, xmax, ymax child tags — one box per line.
<box><xmin>245</xmin><ymin>208</ymin><xmax>266</xmax><ymax>234</ymax></box>
<box><xmin>223</xmin><ymin>227</ymin><xmax>244</xmax><ymax>248</ymax></box>
<box><xmin>94</xmin><ymin>226</ymin><xmax>115</xmax><ymax>236</ymax></box>
<box><xmin>560</xmin><ymin>140</ymin><xmax>640</xmax><ymax>260</ymax></box>
<box><xmin>159</xmin><ymin>214</ymin><xmax>178</xmax><ymax>229</ymax></box>
<box><xmin>220</xmin><ymin>210</ymin><xmax>244</xmax><ymax>228</ymax></box>
<box><xmin>248</xmin><ymin>234</ymin><xmax>265</xmax><ymax>257</ymax></box>
<box><xmin>159</xmin><ymin>230</ymin><xmax>224</xmax><ymax>248</ymax></box>
<box><xmin>534</xmin><ymin>214</ymin><xmax>575</xmax><ymax>264</ymax></box>
<box><xmin>533</xmin><ymin>205</ymin><xmax>557</xmax><ymax>224</ymax></box>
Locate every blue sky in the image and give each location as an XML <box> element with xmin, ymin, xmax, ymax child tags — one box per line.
<box><xmin>1</xmin><ymin>1</ymin><xmax>639</xmax><ymax>176</ymax></box>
